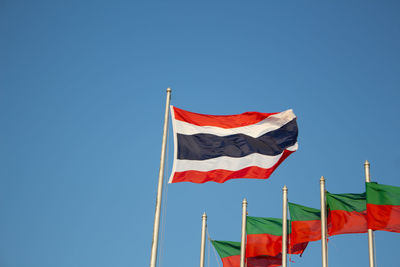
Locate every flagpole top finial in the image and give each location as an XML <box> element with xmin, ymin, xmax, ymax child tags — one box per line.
<box><xmin>202</xmin><ymin>212</ymin><xmax>207</xmax><ymax>218</ymax></box>
<box><xmin>242</xmin><ymin>198</ymin><xmax>247</xmax><ymax>205</ymax></box>
<box><xmin>364</xmin><ymin>160</ymin><xmax>370</xmax><ymax>166</ymax></box>
<box><xmin>320</xmin><ymin>176</ymin><xmax>325</xmax><ymax>182</ymax></box>
<box><xmin>167</xmin><ymin>87</ymin><xmax>172</xmax><ymax>92</ymax></box>
<box><xmin>283</xmin><ymin>185</ymin><xmax>288</xmax><ymax>191</ymax></box>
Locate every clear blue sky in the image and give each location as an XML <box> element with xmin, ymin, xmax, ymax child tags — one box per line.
<box><xmin>1</xmin><ymin>1</ymin><xmax>400</xmax><ymax>267</ymax></box>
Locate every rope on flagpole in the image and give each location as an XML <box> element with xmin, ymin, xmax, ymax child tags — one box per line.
<box><xmin>207</xmin><ymin>231</ymin><xmax>221</xmax><ymax>267</ymax></box>
<box><xmin>207</xmin><ymin>231</ymin><xmax>210</xmax><ymax>267</ymax></box>
<box><xmin>288</xmin><ymin>229</ymin><xmax>291</xmax><ymax>267</ymax></box>
<box><xmin>288</xmin><ymin>219</ymin><xmax>291</xmax><ymax>267</ymax></box>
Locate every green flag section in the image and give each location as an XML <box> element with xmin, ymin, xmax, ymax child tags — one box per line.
<box><xmin>246</xmin><ymin>216</ymin><xmax>307</xmax><ymax>258</ymax></box>
<box><xmin>211</xmin><ymin>240</ymin><xmax>282</xmax><ymax>267</ymax></box>
<box><xmin>366</xmin><ymin>182</ymin><xmax>400</xmax><ymax>233</ymax></box>
<box><xmin>326</xmin><ymin>192</ymin><xmax>368</xmax><ymax>236</ymax></box>
<box><xmin>288</xmin><ymin>202</ymin><xmax>321</xmax><ymax>244</ymax></box>
<box><xmin>246</xmin><ymin>217</ymin><xmax>283</xmax><ymax>257</ymax></box>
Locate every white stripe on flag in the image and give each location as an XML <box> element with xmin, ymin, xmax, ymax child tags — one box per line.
<box><xmin>173</xmin><ymin>143</ymin><xmax>298</xmax><ymax>172</ymax></box>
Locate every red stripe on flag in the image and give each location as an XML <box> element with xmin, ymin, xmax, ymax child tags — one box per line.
<box><xmin>220</xmin><ymin>255</ymin><xmax>283</xmax><ymax>267</ymax></box>
<box><xmin>172</xmin><ymin>106</ymin><xmax>278</xmax><ymax>128</ymax></box>
<box><xmin>170</xmin><ymin>150</ymin><xmax>294</xmax><ymax>184</ymax></box>
<box><xmin>367</xmin><ymin>204</ymin><xmax>400</xmax><ymax>233</ymax></box>
<box><xmin>247</xmin><ymin>255</ymin><xmax>282</xmax><ymax>267</ymax></box>
<box><xmin>328</xmin><ymin>210</ymin><xmax>367</xmax><ymax>236</ymax></box>
<box><xmin>221</xmin><ymin>255</ymin><xmax>241</xmax><ymax>267</ymax></box>
<box><xmin>246</xmin><ymin>233</ymin><xmax>282</xmax><ymax>257</ymax></box>
<box><xmin>290</xmin><ymin>220</ymin><xmax>321</xmax><ymax>244</ymax></box>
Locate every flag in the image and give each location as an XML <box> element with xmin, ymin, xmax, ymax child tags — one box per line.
<box><xmin>326</xmin><ymin>192</ymin><xmax>368</xmax><ymax>236</ymax></box>
<box><xmin>211</xmin><ymin>240</ymin><xmax>282</xmax><ymax>267</ymax></box>
<box><xmin>366</xmin><ymin>182</ymin><xmax>400</xmax><ymax>233</ymax></box>
<box><xmin>288</xmin><ymin>202</ymin><xmax>321</xmax><ymax>244</ymax></box>
<box><xmin>211</xmin><ymin>240</ymin><xmax>241</xmax><ymax>267</ymax></box>
<box><xmin>169</xmin><ymin>106</ymin><xmax>298</xmax><ymax>183</ymax></box>
<box><xmin>246</xmin><ymin>216</ymin><xmax>307</xmax><ymax>258</ymax></box>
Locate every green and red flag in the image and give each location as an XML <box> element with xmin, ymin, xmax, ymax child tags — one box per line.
<box><xmin>326</xmin><ymin>192</ymin><xmax>368</xmax><ymax>236</ymax></box>
<box><xmin>246</xmin><ymin>216</ymin><xmax>307</xmax><ymax>258</ymax></box>
<box><xmin>211</xmin><ymin>240</ymin><xmax>282</xmax><ymax>267</ymax></box>
<box><xmin>211</xmin><ymin>240</ymin><xmax>241</xmax><ymax>267</ymax></box>
<box><xmin>366</xmin><ymin>182</ymin><xmax>400</xmax><ymax>233</ymax></box>
<box><xmin>288</xmin><ymin>202</ymin><xmax>321</xmax><ymax>244</ymax></box>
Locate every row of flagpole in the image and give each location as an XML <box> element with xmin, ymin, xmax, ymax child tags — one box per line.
<box><xmin>198</xmin><ymin>165</ymin><xmax>376</xmax><ymax>267</ymax></box>
<box><xmin>150</xmin><ymin>89</ymin><xmax>377</xmax><ymax>267</ymax></box>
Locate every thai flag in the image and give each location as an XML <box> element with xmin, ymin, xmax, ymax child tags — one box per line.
<box><xmin>168</xmin><ymin>106</ymin><xmax>298</xmax><ymax>184</ymax></box>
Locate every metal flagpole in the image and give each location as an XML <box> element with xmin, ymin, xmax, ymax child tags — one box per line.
<box><xmin>240</xmin><ymin>198</ymin><xmax>248</xmax><ymax>267</ymax></box>
<box><xmin>320</xmin><ymin>176</ymin><xmax>328</xmax><ymax>267</ymax></box>
<box><xmin>149</xmin><ymin>88</ymin><xmax>172</xmax><ymax>267</ymax></box>
<box><xmin>364</xmin><ymin>160</ymin><xmax>376</xmax><ymax>267</ymax></box>
<box><xmin>200</xmin><ymin>212</ymin><xmax>207</xmax><ymax>267</ymax></box>
<box><xmin>282</xmin><ymin>185</ymin><xmax>288</xmax><ymax>267</ymax></box>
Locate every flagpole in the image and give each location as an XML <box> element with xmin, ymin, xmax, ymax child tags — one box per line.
<box><xmin>240</xmin><ymin>198</ymin><xmax>247</xmax><ymax>267</ymax></box>
<box><xmin>282</xmin><ymin>186</ymin><xmax>288</xmax><ymax>267</ymax></box>
<box><xmin>199</xmin><ymin>212</ymin><xmax>207</xmax><ymax>267</ymax></box>
<box><xmin>320</xmin><ymin>176</ymin><xmax>328</xmax><ymax>267</ymax></box>
<box><xmin>364</xmin><ymin>160</ymin><xmax>376</xmax><ymax>267</ymax></box>
<box><xmin>149</xmin><ymin>88</ymin><xmax>172</xmax><ymax>267</ymax></box>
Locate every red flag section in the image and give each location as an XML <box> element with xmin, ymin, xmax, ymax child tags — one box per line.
<box><xmin>247</xmin><ymin>255</ymin><xmax>282</xmax><ymax>267</ymax></box>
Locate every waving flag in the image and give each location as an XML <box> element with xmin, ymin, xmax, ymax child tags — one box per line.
<box><xmin>326</xmin><ymin>192</ymin><xmax>368</xmax><ymax>236</ymax></box>
<box><xmin>169</xmin><ymin>106</ymin><xmax>298</xmax><ymax>183</ymax></box>
<box><xmin>211</xmin><ymin>240</ymin><xmax>282</xmax><ymax>267</ymax></box>
<box><xmin>246</xmin><ymin>216</ymin><xmax>307</xmax><ymax>258</ymax></box>
<box><xmin>366</xmin><ymin>182</ymin><xmax>400</xmax><ymax>233</ymax></box>
<box><xmin>288</xmin><ymin>202</ymin><xmax>321</xmax><ymax>244</ymax></box>
<box><xmin>211</xmin><ymin>240</ymin><xmax>241</xmax><ymax>267</ymax></box>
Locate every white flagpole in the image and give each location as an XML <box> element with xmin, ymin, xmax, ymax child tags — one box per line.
<box><xmin>240</xmin><ymin>198</ymin><xmax>248</xmax><ymax>267</ymax></box>
<box><xmin>149</xmin><ymin>88</ymin><xmax>172</xmax><ymax>267</ymax></box>
<box><xmin>282</xmin><ymin>185</ymin><xmax>288</xmax><ymax>267</ymax></box>
<box><xmin>199</xmin><ymin>212</ymin><xmax>207</xmax><ymax>267</ymax></box>
<box><xmin>320</xmin><ymin>176</ymin><xmax>328</xmax><ymax>267</ymax></box>
<box><xmin>364</xmin><ymin>160</ymin><xmax>376</xmax><ymax>267</ymax></box>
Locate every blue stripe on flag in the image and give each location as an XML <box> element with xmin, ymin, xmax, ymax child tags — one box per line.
<box><xmin>177</xmin><ymin>118</ymin><xmax>298</xmax><ymax>160</ymax></box>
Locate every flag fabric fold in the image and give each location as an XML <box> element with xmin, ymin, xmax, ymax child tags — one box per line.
<box><xmin>211</xmin><ymin>240</ymin><xmax>282</xmax><ymax>267</ymax></box>
<box><xmin>169</xmin><ymin>106</ymin><xmax>298</xmax><ymax>183</ymax></box>
<box><xmin>326</xmin><ymin>192</ymin><xmax>368</xmax><ymax>236</ymax></box>
<box><xmin>366</xmin><ymin>182</ymin><xmax>400</xmax><ymax>233</ymax></box>
<box><xmin>288</xmin><ymin>202</ymin><xmax>321</xmax><ymax>244</ymax></box>
<box><xmin>247</xmin><ymin>255</ymin><xmax>282</xmax><ymax>267</ymax></box>
<box><xmin>246</xmin><ymin>216</ymin><xmax>307</xmax><ymax>258</ymax></box>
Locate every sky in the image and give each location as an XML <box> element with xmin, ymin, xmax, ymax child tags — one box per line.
<box><xmin>1</xmin><ymin>1</ymin><xmax>400</xmax><ymax>267</ymax></box>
